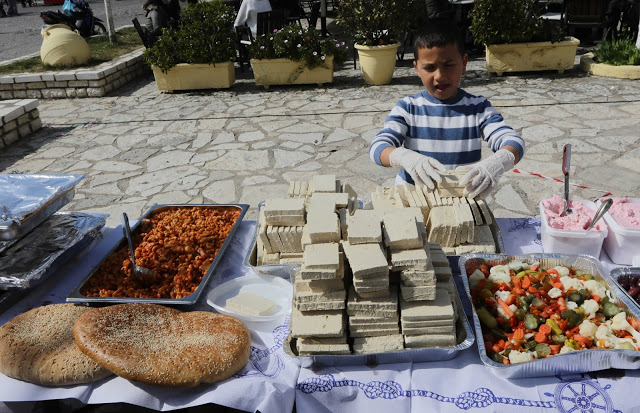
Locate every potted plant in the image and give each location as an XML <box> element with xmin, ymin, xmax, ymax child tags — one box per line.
<box><xmin>248</xmin><ymin>24</ymin><xmax>348</xmax><ymax>88</ymax></box>
<box><xmin>469</xmin><ymin>0</ymin><xmax>579</xmax><ymax>76</ymax></box>
<box><xmin>142</xmin><ymin>2</ymin><xmax>237</xmax><ymax>92</ymax></box>
<box><xmin>336</xmin><ymin>0</ymin><xmax>413</xmax><ymax>85</ymax></box>
<box><xmin>580</xmin><ymin>36</ymin><xmax>640</xmax><ymax>79</ymax></box>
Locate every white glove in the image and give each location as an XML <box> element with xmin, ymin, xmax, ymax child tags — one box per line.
<box><xmin>388</xmin><ymin>147</ymin><xmax>446</xmax><ymax>190</ymax></box>
<box><xmin>457</xmin><ymin>149</ymin><xmax>516</xmax><ymax>199</ymax></box>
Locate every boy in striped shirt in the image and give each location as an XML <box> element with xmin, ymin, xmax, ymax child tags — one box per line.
<box><xmin>369</xmin><ymin>20</ymin><xmax>525</xmax><ymax>199</ymax></box>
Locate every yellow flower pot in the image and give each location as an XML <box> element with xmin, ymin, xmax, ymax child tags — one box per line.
<box><xmin>151</xmin><ymin>62</ymin><xmax>235</xmax><ymax>92</ymax></box>
<box><xmin>354</xmin><ymin>42</ymin><xmax>400</xmax><ymax>85</ymax></box>
<box><xmin>485</xmin><ymin>37</ymin><xmax>580</xmax><ymax>76</ymax></box>
<box><xmin>580</xmin><ymin>53</ymin><xmax>640</xmax><ymax>79</ymax></box>
<box><xmin>250</xmin><ymin>57</ymin><xmax>334</xmax><ymax>89</ymax></box>
<box><xmin>40</xmin><ymin>24</ymin><xmax>90</xmax><ymax>67</ymax></box>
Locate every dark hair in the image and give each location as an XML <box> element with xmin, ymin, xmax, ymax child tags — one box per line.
<box><xmin>413</xmin><ymin>19</ymin><xmax>465</xmax><ymax>60</ymax></box>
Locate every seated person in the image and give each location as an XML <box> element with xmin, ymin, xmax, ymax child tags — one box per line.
<box><xmin>234</xmin><ymin>0</ymin><xmax>272</xmax><ymax>37</ymax></box>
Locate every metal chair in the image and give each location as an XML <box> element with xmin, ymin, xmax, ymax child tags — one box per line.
<box><xmin>560</xmin><ymin>0</ymin><xmax>609</xmax><ymax>36</ymax></box>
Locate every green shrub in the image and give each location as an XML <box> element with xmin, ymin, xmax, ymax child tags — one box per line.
<box><xmin>593</xmin><ymin>37</ymin><xmax>640</xmax><ymax>65</ymax></box>
<box><xmin>249</xmin><ymin>24</ymin><xmax>348</xmax><ymax>69</ymax></box>
<box><xmin>469</xmin><ymin>0</ymin><xmax>564</xmax><ymax>45</ymax></box>
<box><xmin>336</xmin><ymin>0</ymin><xmax>414</xmax><ymax>46</ymax></box>
<box><xmin>143</xmin><ymin>2</ymin><xmax>236</xmax><ymax>72</ymax></box>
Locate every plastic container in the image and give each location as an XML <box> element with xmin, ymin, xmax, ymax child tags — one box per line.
<box><xmin>539</xmin><ymin>199</ymin><xmax>607</xmax><ymax>258</ymax></box>
<box><xmin>597</xmin><ymin>198</ymin><xmax>640</xmax><ymax>265</ymax></box>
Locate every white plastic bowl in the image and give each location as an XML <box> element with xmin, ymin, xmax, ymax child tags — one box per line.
<box><xmin>539</xmin><ymin>199</ymin><xmax>607</xmax><ymax>258</ymax></box>
<box><xmin>597</xmin><ymin>198</ymin><xmax>640</xmax><ymax>265</ymax></box>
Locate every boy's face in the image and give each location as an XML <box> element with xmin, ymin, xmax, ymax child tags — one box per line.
<box><xmin>414</xmin><ymin>43</ymin><xmax>468</xmax><ymax>101</ymax></box>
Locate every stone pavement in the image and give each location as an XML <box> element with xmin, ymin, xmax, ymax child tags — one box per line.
<box><xmin>1</xmin><ymin>54</ymin><xmax>639</xmax><ymax>228</ymax></box>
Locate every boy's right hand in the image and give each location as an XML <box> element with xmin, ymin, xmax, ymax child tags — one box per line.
<box><xmin>389</xmin><ymin>148</ymin><xmax>446</xmax><ymax>189</ymax></box>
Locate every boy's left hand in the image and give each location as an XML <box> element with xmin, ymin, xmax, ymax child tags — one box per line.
<box><xmin>457</xmin><ymin>149</ymin><xmax>516</xmax><ymax>199</ymax></box>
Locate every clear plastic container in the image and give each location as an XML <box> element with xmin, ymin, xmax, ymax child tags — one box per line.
<box><xmin>539</xmin><ymin>199</ymin><xmax>607</xmax><ymax>258</ymax></box>
<box><xmin>597</xmin><ymin>198</ymin><xmax>640</xmax><ymax>265</ymax></box>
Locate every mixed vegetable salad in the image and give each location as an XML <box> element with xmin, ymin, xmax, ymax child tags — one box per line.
<box><xmin>466</xmin><ymin>260</ymin><xmax>640</xmax><ymax>364</ymax></box>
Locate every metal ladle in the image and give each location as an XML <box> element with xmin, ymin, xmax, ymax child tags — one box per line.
<box><xmin>121</xmin><ymin>213</ymin><xmax>154</xmax><ymax>278</ymax></box>
<box><xmin>561</xmin><ymin>143</ymin><xmax>572</xmax><ymax>216</ymax></box>
<box><xmin>586</xmin><ymin>198</ymin><xmax>613</xmax><ymax>230</ymax></box>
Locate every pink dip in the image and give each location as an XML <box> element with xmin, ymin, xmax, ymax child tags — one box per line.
<box><xmin>601</xmin><ymin>197</ymin><xmax>640</xmax><ymax>229</ymax></box>
<box><xmin>541</xmin><ymin>194</ymin><xmax>605</xmax><ymax>231</ymax></box>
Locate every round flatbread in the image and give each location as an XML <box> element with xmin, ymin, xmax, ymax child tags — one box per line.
<box><xmin>0</xmin><ymin>304</ymin><xmax>113</xmax><ymax>385</ymax></box>
<box><xmin>73</xmin><ymin>303</ymin><xmax>251</xmax><ymax>387</ymax></box>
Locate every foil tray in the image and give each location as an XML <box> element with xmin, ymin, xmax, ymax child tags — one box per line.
<box><xmin>0</xmin><ymin>174</ymin><xmax>84</xmax><ymax>242</ymax></box>
<box><xmin>0</xmin><ymin>212</ymin><xmax>106</xmax><ymax>289</ymax></box>
<box><xmin>459</xmin><ymin>253</ymin><xmax>640</xmax><ymax>379</ymax></box>
<box><xmin>282</xmin><ymin>287</ymin><xmax>475</xmax><ymax>367</ymax></box>
<box><xmin>609</xmin><ymin>267</ymin><xmax>640</xmax><ymax>313</ymax></box>
<box><xmin>67</xmin><ymin>204</ymin><xmax>248</xmax><ymax>306</ymax></box>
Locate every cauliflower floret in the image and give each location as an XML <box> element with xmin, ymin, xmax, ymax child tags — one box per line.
<box><xmin>468</xmin><ymin>269</ymin><xmax>486</xmax><ymax>289</ymax></box>
<box><xmin>508</xmin><ymin>260</ymin><xmax>526</xmax><ymax>271</ymax></box>
<box><xmin>494</xmin><ymin>290</ymin><xmax>511</xmax><ymax>302</ymax></box>
<box><xmin>547</xmin><ymin>287</ymin><xmax>563</xmax><ymax>299</ymax></box>
<box><xmin>554</xmin><ymin>266</ymin><xmax>570</xmax><ymax>277</ymax></box>
<box><xmin>581</xmin><ymin>299</ymin><xmax>599</xmax><ymax>319</ymax></box>
<box><xmin>496</xmin><ymin>303</ymin><xmax>518</xmax><ymax>319</ymax></box>
<box><xmin>559</xmin><ymin>345</ymin><xmax>576</xmax><ymax>354</ymax></box>
<box><xmin>566</xmin><ymin>301</ymin><xmax>578</xmax><ymax>310</ymax></box>
<box><xmin>595</xmin><ymin>322</ymin><xmax>637</xmax><ymax>349</ymax></box>
<box><xmin>508</xmin><ymin>350</ymin><xmax>537</xmax><ymax>364</ymax></box>
<box><xmin>560</xmin><ymin>276</ymin><xmax>583</xmax><ymax>293</ymax></box>
<box><xmin>488</xmin><ymin>265</ymin><xmax>511</xmax><ymax>284</ymax></box>
<box><xmin>579</xmin><ymin>319</ymin><xmax>599</xmax><ymax>339</ymax></box>
<box><xmin>610</xmin><ymin>312</ymin><xmax>640</xmax><ymax>344</ymax></box>
<box><xmin>583</xmin><ymin>280</ymin><xmax>606</xmax><ymax>299</ymax></box>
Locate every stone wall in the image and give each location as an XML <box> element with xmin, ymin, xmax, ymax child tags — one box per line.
<box><xmin>0</xmin><ymin>48</ymin><xmax>150</xmax><ymax>100</ymax></box>
<box><xmin>0</xmin><ymin>99</ymin><xmax>42</xmax><ymax>150</ymax></box>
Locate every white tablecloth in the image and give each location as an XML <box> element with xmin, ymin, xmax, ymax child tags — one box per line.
<box><xmin>1</xmin><ymin>218</ymin><xmax>640</xmax><ymax>412</ymax></box>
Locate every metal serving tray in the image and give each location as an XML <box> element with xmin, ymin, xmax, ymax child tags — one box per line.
<box><xmin>609</xmin><ymin>267</ymin><xmax>640</xmax><ymax>312</ymax></box>
<box><xmin>459</xmin><ymin>253</ymin><xmax>640</xmax><ymax>379</ymax></box>
<box><xmin>67</xmin><ymin>204</ymin><xmax>248</xmax><ymax>306</ymax></box>
<box><xmin>283</xmin><ymin>287</ymin><xmax>475</xmax><ymax>367</ymax></box>
<box><xmin>0</xmin><ymin>174</ymin><xmax>84</xmax><ymax>242</ymax></box>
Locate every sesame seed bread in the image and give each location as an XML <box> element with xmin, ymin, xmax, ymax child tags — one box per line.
<box><xmin>0</xmin><ymin>304</ymin><xmax>113</xmax><ymax>386</ymax></box>
<box><xmin>73</xmin><ymin>303</ymin><xmax>251</xmax><ymax>388</ymax></box>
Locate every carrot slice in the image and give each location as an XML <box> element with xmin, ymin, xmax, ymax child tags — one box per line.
<box><xmin>592</xmin><ymin>295</ymin><xmax>601</xmax><ymax>303</ymax></box>
<box><xmin>528</xmin><ymin>286</ymin><xmax>538</xmax><ymax>294</ymax></box>
<box><xmin>511</xmin><ymin>276</ymin><xmax>521</xmax><ymax>289</ymax></box>
<box><xmin>511</xmin><ymin>287</ymin><xmax>525</xmax><ymax>296</ymax></box>
<box><xmin>539</xmin><ymin>324</ymin><xmax>552</xmax><ymax>335</ymax></box>
<box><xmin>547</xmin><ymin>268</ymin><xmax>559</xmax><ymax>275</ymax></box>
<box><xmin>557</xmin><ymin>297</ymin><xmax>568</xmax><ymax>312</ymax></box>
<box><xmin>534</xmin><ymin>332</ymin><xmax>548</xmax><ymax>343</ymax></box>
<box><xmin>506</xmin><ymin>294</ymin><xmax>517</xmax><ymax>306</ymax></box>
<box><xmin>549</xmin><ymin>344</ymin><xmax>562</xmax><ymax>354</ymax></box>
<box><xmin>531</xmin><ymin>264</ymin><xmax>539</xmax><ymax>271</ymax></box>
<box><xmin>513</xmin><ymin>328</ymin><xmax>525</xmax><ymax>341</ymax></box>
<box><xmin>497</xmin><ymin>298</ymin><xmax>514</xmax><ymax>318</ymax></box>
<box><xmin>573</xmin><ymin>334</ymin><xmax>592</xmax><ymax>346</ymax></box>
<box><xmin>522</xmin><ymin>277</ymin><xmax>531</xmax><ymax>289</ymax></box>
<box><xmin>629</xmin><ymin>317</ymin><xmax>640</xmax><ymax>331</ymax></box>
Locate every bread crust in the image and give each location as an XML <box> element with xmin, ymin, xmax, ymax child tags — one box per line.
<box><xmin>0</xmin><ymin>304</ymin><xmax>113</xmax><ymax>385</ymax></box>
<box><xmin>73</xmin><ymin>303</ymin><xmax>251</xmax><ymax>387</ymax></box>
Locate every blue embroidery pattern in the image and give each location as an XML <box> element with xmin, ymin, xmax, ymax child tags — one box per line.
<box><xmin>234</xmin><ymin>317</ymin><xmax>290</xmax><ymax>379</ymax></box>
<box><xmin>297</xmin><ymin>374</ymin><xmax>620</xmax><ymax>411</ymax></box>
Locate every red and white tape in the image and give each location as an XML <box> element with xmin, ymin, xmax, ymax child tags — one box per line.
<box><xmin>512</xmin><ymin>168</ymin><xmax>612</xmax><ymax>197</ymax></box>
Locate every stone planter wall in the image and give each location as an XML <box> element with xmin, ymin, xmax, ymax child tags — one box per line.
<box><xmin>0</xmin><ymin>48</ymin><xmax>150</xmax><ymax>100</ymax></box>
<box><xmin>0</xmin><ymin>99</ymin><xmax>42</xmax><ymax>150</ymax></box>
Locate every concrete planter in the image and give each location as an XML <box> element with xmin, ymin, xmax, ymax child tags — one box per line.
<box><xmin>579</xmin><ymin>53</ymin><xmax>640</xmax><ymax>79</ymax></box>
<box><xmin>151</xmin><ymin>62</ymin><xmax>235</xmax><ymax>92</ymax></box>
<box><xmin>354</xmin><ymin>42</ymin><xmax>400</xmax><ymax>85</ymax></box>
<box><xmin>250</xmin><ymin>57</ymin><xmax>334</xmax><ymax>89</ymax></box>
<box><xmin>485</xmin><ymin>37</ymin><xmax>580</xmax><ymax>76</ymax></box>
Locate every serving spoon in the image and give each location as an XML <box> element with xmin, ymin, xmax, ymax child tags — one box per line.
<box><xmin>561</xmin><ymin>144</ymin><xmax>572</xmax><ymax>216</ymax></box>
<box><xmin>585</xmin><ymin>198</ymin><xmax>613</xmax><ymax>230</ymax></box>
<box><xmin>121</xmin><ymin>213</ymin><xmax>154</xmax><ymax>279</ymax></box>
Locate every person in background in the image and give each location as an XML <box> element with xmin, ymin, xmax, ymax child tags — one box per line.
<box><xmin>369</xmin><ymin>19</ymin><xmax>525</xmax><ymax>199</ymax></box>
<box><xmin>7</xmin><ymin>0</ymin><xmax>19</xmax><ymax>16</ymax></box>
<box><xmin>234</xmin><ymin>0</ymin><xmax>272</xmax><ymax>37</ymax></box>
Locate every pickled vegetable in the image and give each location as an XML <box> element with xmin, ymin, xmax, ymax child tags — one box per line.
<box><xmin>602</xmin><ymin>302</ymin><xmax>620</xmax><ymax>318</ymax></box>
<box><xmin>524</xmin><ymin>313</ymin><xmax>539</xmax><ymax>330</ymax></box>
<box><xmin>477</xmin><ymin>307</ymin><xmax>497</xmax><ymax>329</ymax></box>
<box><xmin>535</xmin><ymin>343</ymin><xmax>551</xmax><ymax>358</ymax></box>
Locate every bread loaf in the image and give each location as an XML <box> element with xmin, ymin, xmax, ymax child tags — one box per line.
<box><xmin>73</xmin><ymin>303</ymin><xmax>250</xmax><ymax>387</ymax></box>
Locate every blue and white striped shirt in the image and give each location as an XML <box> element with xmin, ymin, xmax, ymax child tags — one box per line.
<box><xmin>369</xmin><ymin>88</ymin><xmax>525</xmax><ymax>185</ymax></box>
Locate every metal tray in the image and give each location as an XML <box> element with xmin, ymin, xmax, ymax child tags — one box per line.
<box><xmin>459</xmin><ymin>253</ymin><xmax>640</xmax><ymax>379</ymax></box>
<box><xmin>0</xmin><ymin>174</ymin><xmax>84</xmax><ymax>242</ymax></box>
<box><xmin>282</xmin><ymin>286</ymin><xmax>475</xmax><ymax>367</ymax></box>
<box><xmin>609</xmin><ymin>267</ymin><xmax>640</xmax><ymax>312</ymax></box>
<box><xmin>67</xmin><ymin>204</ymin><xmax>248</xmax><ymax>306</ymax></box>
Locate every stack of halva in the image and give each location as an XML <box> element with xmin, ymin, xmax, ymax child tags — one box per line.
<box><xmin>290</xmin><ymin>175</ymin><xmax>351</xmax><ymax>356</ymax></box>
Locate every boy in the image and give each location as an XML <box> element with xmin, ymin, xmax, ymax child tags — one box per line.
<box><xmin>368</xmin><ymin>20</ymin><xmax>525</xmax><ymax>199</ymax></box>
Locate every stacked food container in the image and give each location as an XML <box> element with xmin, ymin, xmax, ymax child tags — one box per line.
<box><xmin>0</xmin><ymin>174</ymin><xmax>106</xmax><ymax>312</ymax></box>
